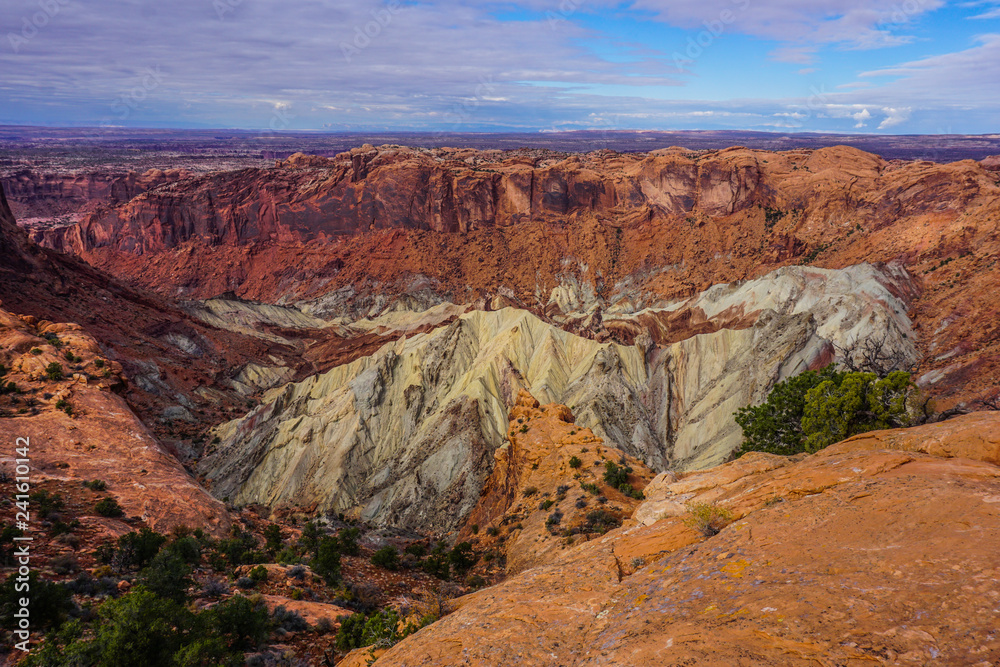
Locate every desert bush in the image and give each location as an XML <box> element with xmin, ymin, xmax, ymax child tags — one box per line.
<box><xmin>263</xmin><ymin>523</ymin><xmax>283</xmax><ymax>554</ymax></box>
<box><xmin>202</xmin><ymin>579</ymin><xmax>229</xmax><ymax>599</ymax></box>
<box><xmin>94</xmin><ymin>496</ymin><xmax>125</xmax><ymax>518</ymax></box>
<box><xmin>684</xmin><ymin>503</ymin><xmax>734</xmax><ymax>537</ymax></box>
<box><xmin>583</xmin><ymin>509</ymin><xmax>621</xmax><ymax>534</ymax></box>
<box><xmin>371</xmin><ymin>545</ymin><xmax>400</xmax><ymax>571</ymax></box>
<box><xmin>45</xmin><ymin>362</ymin><xmax>64</xmax><ymax>381</ymax></box>
<box><xmin>30</xmin><ymin>490</ymin><xmax>65</xmax><ymax>519</ymax></box>
<box><xmin>83</xmin><ymin>479</ymin><xmax>107</xmax><ymax>491</ymax></box>
<box><xmin>139</xmin><ymin>551</ymin><xmax>193</xmax><ymax>603</ymax></box>
<box><xmin>568</xmin><ymin>456</ymin><xmax>582</xmax><ymax>468</ymax></box>
<box><xmin>272</xmin><ymin>605</ymin><xmax>308</xmax><ymax>633</ymax></box>
<box><xmin>335</xmin><ymin>608</ymin><xmax>430</xmax><ymax>651</ymax></box>
<box><xmin>313</xmin><ymin>536</ymin><xmax>342</xmax><ymax>584</ymax></box>
<box><xmin>448</xmin><ymin>542</ymin><xmax>476</xmax><ymax>572</ymax></box>
<box><xmin>337</xmin><ymin>526</ymin><xmax>362</xmax><ymax>556</ymax></box>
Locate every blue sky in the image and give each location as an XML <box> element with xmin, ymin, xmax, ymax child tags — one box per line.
<box><xmin>0</xmin><ymin>0</ymin><xmax>998</xmax><ymax>133</ymax></box>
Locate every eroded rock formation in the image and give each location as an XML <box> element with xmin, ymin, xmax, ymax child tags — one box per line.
<box><xmin>199</xmin><ymin>262</ymin><xmax>916</xmax><ymax>528</ymax></box>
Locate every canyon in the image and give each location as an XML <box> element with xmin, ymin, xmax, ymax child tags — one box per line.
<box><xmin>2</xmin><ymin>139</ymin><xmax>999</xmax><ymax>665</ymax></box>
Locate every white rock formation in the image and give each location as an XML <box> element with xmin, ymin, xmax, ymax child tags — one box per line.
<box><xmin>198</xmin><ymin>263</ymin><xmax>917</xmax><ymax>530</ymax></box>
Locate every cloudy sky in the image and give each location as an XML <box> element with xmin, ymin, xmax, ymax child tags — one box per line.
<box><xmin>1</xmin><ymin>0</ymin><xmax>998</xmax><ymax>133</ymax></box>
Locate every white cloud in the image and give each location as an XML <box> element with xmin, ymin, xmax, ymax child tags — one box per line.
<box><xmin>878</xmin><ymin>107</ymin><xmax>912</xmax><ymax>129</ymax></box>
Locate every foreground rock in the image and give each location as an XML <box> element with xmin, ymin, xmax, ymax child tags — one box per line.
<box><xmin>373</xmin><ymin>413</ymin><xmax>1000</xmax><ymax>665</ymax></box>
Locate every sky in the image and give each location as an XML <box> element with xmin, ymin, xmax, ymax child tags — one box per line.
<box><xmin>0</xmin><ymin>0</ymin><xmax>998</xmax><ymax>134</ymax></box>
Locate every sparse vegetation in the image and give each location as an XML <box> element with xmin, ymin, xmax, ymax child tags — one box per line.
<box><xmin>568</xmin><ymin>456</ymin><xmax>582</xmax><ymax>468</ymax></box>
<box><xmin>371</xmin><ymin>545</ymin><xmax>400</xmax><ymax>571</ymax></box>
<box><xmin>45</xmin><ymin>362</ymin><xmax>64</xmax><ymax>381</ymax></box>
<box><xmin>736</xmin><ymin>364</ymin><xmax>921</xmax><ymax>455</ymax></box>
<box><xmin>684</xmin><ymin>503</ymin><xmax>734</xmax><ymax>537</ymax></box>
<box><xmin>94</xmin><ymin>497</ymin><xmax>125</xmax><ymax>518</ymax></box>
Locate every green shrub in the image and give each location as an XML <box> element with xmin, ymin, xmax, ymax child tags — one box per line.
<box><xmin>580</xmin><ymin>481</ymin><xmax>600</xmax><ymax>495</ymax></box>
<box><xmin>522</xmin><ymin>486</ymin><xmax>538</xmax><ymax>497</ymax></box>
<box><xmin>421</xmin><ymin>553</ymin><xmax>450</xmax><ymax>580</ymax></box>
<box><xmin>84</xmin><ymin>479</ymin><xmax>108</xmax><ymax>492</ymax></box>
<box><xmin>313</xmin><ymin>536</ymin><xmax>342</xmax><ymax>584</ymax></box>
<box><xmin>404</xmin><ymin>543</ymin><xmax>427</xmax><ymax>559</ymax></box>
<box><xmin>248</xmin><ymin>565</ymin><xmax>269</xmax><ymax>583</ymax></box>
<box><xmin>736</xmin><ymin>366</ymin><xmax>920</xmax><ymax>455</ymax></box>
<box><xmin>263</xmin><ymin>523</ymin><xmax>283</xmax><ymax>554</ymax></box>
<box><xmin>216</xmin><ymin>529</ymin><xmax>260</xmax><ymax>567</ymax></box>
<box><xmin>583</xmin><ymin>509</ymin><xmax>621</xmax><ymax>534</ymax></box>
<box><xmin>138</xmin><ymin>551</ymin><xmax>192</xmax><ymax>603</ymax></box>
<box><xmin>337</xmin><ymin>526</ymin><xmax>362</xmax><ymax>556</ymax></box>
<box><xmin>114</xmin><ymin>528</ymin><xmax>167</xmax><ymax>570</ymax></box>
<box><xmin>801</xmin><ymin>370</ymin><xmax>918</xmax><ymax>451</ymax></box>
<box><xmin>45</xmin><ymin>362</ymin><xmax>64</xmax><ymax>381</ymax></box>
<box><xmin>448</xmin><ymin>542</ymin><xmax>476</xmax><ymax>572</ymax></box>
<box><xmin>568</xmin><ymin>456</ymin><xmax>582</xmax><ymax>468</ymax></box>
<box><xmin>94</xmin><ymin>359</ymin><xmax>105</xmax><ymax>369</ymax></box>
<box><xmin>165</xmin><ymin>536</ymin><xmax>201</xmax><ymax>565</ymax></box>
<box><xmin>95</xmin><ymin>497</ymin><xmax>125</xmax><ymax>518</ymax></box>
<box><xmin>207</xmin><ymin>595</ymin><xmax>271</xmax><ymax>651</ymax></box>
<box><xmin>89</xmin><ymin>587</ymin><xmax>193</xmax><ymax>667</ymax></box>
<box><xmin>371</xmin><ymin>545</ymin><xmax>400</xmax><ymax>571</ymax></box>
<box><xmin>335</xmin><ymin>608</ymin><xmax>430</xmax><ymax>652</ymax></box>
<box><xmin>298</xmin><ymin>520</ymin><xmax>322</xmax><ymax>555</ymax></box>
<box><xmin>29</xmin><ymin>489</ymin><xmax>65</xmax><ymax>519</ymax></box>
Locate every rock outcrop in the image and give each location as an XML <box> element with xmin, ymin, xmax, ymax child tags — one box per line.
<box><xmin>199</xmin><ymin>262</ymin><xmax>916</xmax><ymax>528</ymax></box>
<box><xmin>372</xmin><ymin>413</ymin><xmax>1000</xmax><ymax>666</ymax></box>
<box><xmin>0</xmin><ymin>306</ymin><xmax>230</xmax><ymax>535</ymax></box>
<box><xmin>462</xmin><ymin>390</ymin><xmax>655</xmax><ymax>574</ymax></box>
